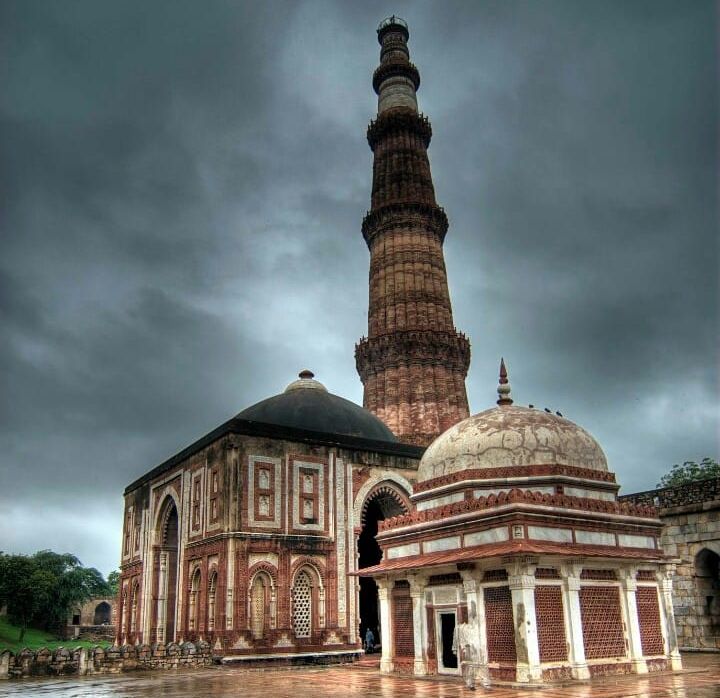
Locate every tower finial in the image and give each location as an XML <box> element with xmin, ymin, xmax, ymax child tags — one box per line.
<box><xmin>497</xmin><ymin>358</ymin><xmax>513</xmax><ymax>406</ymax></box>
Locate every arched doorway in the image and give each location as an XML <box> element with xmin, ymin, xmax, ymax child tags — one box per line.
<box><xmin>93</xmin><ymin>601</ymin><xmax>111</xmax><ymax>625</ymax></box>
<box><xmin>695</xmin><ymin>548</ymin><xmax>720</xmax><ymax>643</ymax></box>
<box><xmin>154</xmin><ymin>497</ymin><xmax>179</xmax><ymax>643</ymax></box>
<box><xmin>358</xmin><ymin>484</ymin><xmax>409</xmax><ymax>647</ymax></box>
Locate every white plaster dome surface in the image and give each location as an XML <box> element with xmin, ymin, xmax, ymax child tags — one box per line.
<box><xmin>417</xmin><ymin>405</ymin><xmax>608</xmax><ymax>483</ymax></box>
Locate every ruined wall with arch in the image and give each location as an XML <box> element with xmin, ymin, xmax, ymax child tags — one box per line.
<box><xmin>620</xmin><ymin>477</ymin><xmax>720</xmax><ymax>650</ymax></box>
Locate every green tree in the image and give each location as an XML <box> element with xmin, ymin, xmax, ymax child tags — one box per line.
<box><xmin>31</xmin><ymin>551</ymin><xmax>110</xmax><ymax>631</ymax></box>
<box><xmin>657</xmin><ymin>457</ymin><xmax>720</xmax><ymax>488</ymax></box>
<box><xmin>106</xmin><ymin>570</ymin><xmax>120</xmax><ymax>596</ymax></box>
<box><xmin>0</xmin><ymin>554</ymin><xmax>54</xmax><ymax>642</ymax></box>
<box><xmin>0</xmin><ymin>551</ymin><xmax>112</xmax><ymax>641</ymax></box>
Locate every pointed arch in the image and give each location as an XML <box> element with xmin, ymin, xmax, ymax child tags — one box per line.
<box><xmin>207</xmin><ymin>568</ymin><xmax>218</xmax><ymax>632</ymax></box>
<box><xmin>291</xmin><ymin>564</ymin><xmax>325</xmax><ymax>639</ymax></box>
<box><xmin>152</xmin><ymin>494</ymin><xmax>180</xmax><ymax>643</ymax></box>
<box><xmin>353</xmin><ymin>472</ymin><xmax>413</xmax><ymax>527</ymax></box>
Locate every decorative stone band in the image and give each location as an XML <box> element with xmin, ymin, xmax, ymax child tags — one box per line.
<box><xmin>378</xmin><ymin>487</ymin><xmax>657</xmax><ymax>532</ymax></box>
<box><xmin>380</xmin><ymin>37</ymin><xmax>410</xmax><ymax>61</ymax></box>
<box><xmin>413</xmin><ymin>463</ymin><xmax>617</xmax><ymax>494</ymax></box>
<box><xmin>372</xmin><ymin>59</ymin><xmax>420</xmax><ymax>94</ymax></box>
<box><xmin>356</xmin><ymin>330</ymin><xmax>470</xmax><ymax>379</ymax></box>
<box><xmin>367</xmin><ymin>109</ymin><xmax>432</xmax><ymax>150</ymax></box>
<box><xmin>361</xmin><ymin>201</ymin><xmax>448</xmax><ymax>245</ymax></box>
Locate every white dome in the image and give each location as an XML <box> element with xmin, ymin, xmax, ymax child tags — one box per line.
<box><xmin>417</xmin><ymin>405</ymin><xmax>608</xmax><ymax>483</ymax></box>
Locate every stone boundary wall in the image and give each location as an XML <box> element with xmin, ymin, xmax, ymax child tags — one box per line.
<box><xmin>0</xmin><ymin>641</ymin><xmax>212</xmax><ymax>680</ymax></box>
<box><xmin>621</xmin><ymin>477</ymin><xmax>720</xmax><ymax>651</ymax></box>
<box><xmin>619</xmin><ymin>477</ymin><xmax>720</xmax><ymax>510</ymax></box>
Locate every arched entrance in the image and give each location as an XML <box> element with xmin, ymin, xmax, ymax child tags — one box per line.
<box><xmin>93</xmin><ymin>601</ymin><xmax>111</xmax><ymax>625</ymax></box>
<box><xmin>154</xmin><ymin>497</ymin><xmax>179</xmax><ymax>643</ymax></box>
<box><xmin>358</xmin><ymin>484</ymin><xmax>409</xmax><ymax>647</ymax></box>
<box><xmin>695</xmin><ymin>548</ymin><xmax>720</xmax><ymax>643</ymax></box>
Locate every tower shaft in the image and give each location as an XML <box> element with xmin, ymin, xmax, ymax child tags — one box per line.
<box><xmin>356</xmin><ymin>18</ymin><xmax>470</xmax><ymax>447</ymax></box>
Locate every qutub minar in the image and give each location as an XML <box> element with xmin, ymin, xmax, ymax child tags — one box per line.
<box><xmin>116</xmin><ymin>17</ymin><xmax>681</xmax><ymax>685</ymax></box>
<box><xmin>356</xmin><ymin>17</ymin><xmax>470</xmax><ymax>446</ymax></box>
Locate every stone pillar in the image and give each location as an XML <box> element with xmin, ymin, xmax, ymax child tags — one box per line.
<box><xmin>619</xmin><ymin>568</ymin><xmax>648</xmax><ymax>674</ymax></box>
<box><xmin>660</xmin><ymin>566</ymin><xmax>683</xmax><ymax>671</ymax></box>
<box><xmin>508</xmin><ymin>564</ymin><xmax>541</xmax><ymax>683</ymax></box>
<box><xmin>377</xmin><ymin>578</ymin><xmax>393</xmax><ymax>673</ymax></box>
<box><xmin>562</xmin><ymin>565</ymin><xmax>590</xmax><ymax>680</ymax></box>
<box><xmin>408</xmin><ymin>575</ymin><xmax>427</xmax><ymax>676</ymax></box>
<box><xmin>460</xmin><ymin>571</ymin><xmax>491</xmax><ymax>688</ymax></box>
<box><xmin>225</xmin><ymin>537</ymin><xmax>235</xmax><ymax>630</ymax></box>
<box><xmin>1</xmin><ymin>650</ymin><xmax>11</xmax><ymax>679</ymax></box>
<box><xmin>157</xmin><ymin>551</ymin><xmax>167</xmax><ymax>643</ymax></box>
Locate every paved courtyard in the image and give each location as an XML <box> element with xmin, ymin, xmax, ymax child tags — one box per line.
<box><xmin>0</xmin><ymin>653</ymin><xmax>718</xmax><ymax>697</ymax></box>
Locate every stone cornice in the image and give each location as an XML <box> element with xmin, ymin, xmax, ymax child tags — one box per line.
<box><xmin>355</xmin><ymin>329</ymin><xmax>470</xmax><ymax>379</ymax></box>
<box><xmin>413</xmin><ymin>464</ymin><xmax>617</xmax><ymax>494</ymax></box>
<box><xmin>367</xmin><ymin>109</ymin><xmax>432</xmax><ymax>150</ymax></box>
<box><xmin>362</xmin><ymin>201</ymin><xmax>448</xmax><ymax>246</ymax></box>
<box><xmin>378</xmin><ymin>487</ymin><xmax>657</xmax><ymax>533</ymax></box>
<box><xmin>372</xmin><ymin>59</ymin><xmax>420</xmax><ymax>95</ymax></box>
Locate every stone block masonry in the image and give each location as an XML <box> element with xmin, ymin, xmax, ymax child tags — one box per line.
<box><xmin>620</xmin><ymin>477</ymin><xmax>720</xmax><ymax>651</ymax></box>
<box><xmin>0</xmin><ymin>641</ymin><xmax>212</xmax><ymax>679</ymax></box>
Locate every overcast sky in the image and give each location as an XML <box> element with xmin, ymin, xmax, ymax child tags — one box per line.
<box><xmin>1</xmin><ymin>0</ymin><xmax>717</xmax><ymax>576</ymax></box>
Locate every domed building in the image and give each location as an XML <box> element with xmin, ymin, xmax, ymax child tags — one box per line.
<box><xmin>116</xmin><ymin>370</ymin><xmax>423</xmax><ymax>660</ymax></box>
<box><xmin>359</xmin><ymin>360</ymin><xmax>682</xmax><ymax>683</ymax></box>
<box><xmin>116</xmin><ymin>18</ymin><xmax>682</xmax><ymax>681</ymax></box>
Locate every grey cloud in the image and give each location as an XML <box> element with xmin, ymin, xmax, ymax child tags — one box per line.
<box><xmin>0</xmin><ymin>0</ymin><xmax>717</xmax><ymax>575</ymax></box>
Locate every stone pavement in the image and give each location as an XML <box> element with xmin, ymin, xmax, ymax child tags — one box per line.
<box><xmin>0</xmin><ymin>653</ymin><xmax>718</xmax><ymax>697</ymax></box>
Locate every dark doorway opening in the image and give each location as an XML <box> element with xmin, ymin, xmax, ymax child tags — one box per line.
<box><xmin>163</xmin><ymin>504</ymin><xmax>179</xmax><ymax>642</ymax></box>
<box><xmin>440</xmin><ymin>612</ymin><xmax>458</xmax><ymax>669</ymax></box>
<box><xmin>358</xmin><ymin>487</ymin><xmax>408</xmax><ymax>646</ymax></box>
<box><xmin>93</xmin><ymin>601</ymin><xmax>111</xmax><ymax>625</ymax></box>
<box><xmin>696</xmin><ymin>548</ymin><xmax>720</xmax><ymax>638</ymax></box>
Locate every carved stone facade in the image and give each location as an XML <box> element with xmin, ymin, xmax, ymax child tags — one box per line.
<box><xmin>117</xmin><ymin>373</ymin><xmax>423</xmax><ymax>661</ymax></box>
<box><xmin>359</xmin><ymin>368</ymin><xmax>682</xmax><ymax>685</ymax></box>
<box><xmin>620</xmin><ymin>478</ymin><xmax>720</xmax><ymax>651</ymax></box>
<box><xmin>355</xmin><ymin>17</ymin><xmax>470</xmax><ymax>447</ymax></box>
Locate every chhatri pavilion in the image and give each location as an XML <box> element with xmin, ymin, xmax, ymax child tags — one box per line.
<box><xmin>359</xmin><ymin>360</ymin><xmax>682</xmax><ymax>684</ymax></box>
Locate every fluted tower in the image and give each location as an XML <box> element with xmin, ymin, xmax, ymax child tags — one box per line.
<box><xmin>355</xmin><ymin>17</ymin><xmax>470</xmax><ymax>447</ymax></box>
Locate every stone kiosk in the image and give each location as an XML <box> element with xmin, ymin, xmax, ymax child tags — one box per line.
<box><xmin>359</xmin><ymin>363</ymin><xmax>682</xmax><ymax>685</ymax></box>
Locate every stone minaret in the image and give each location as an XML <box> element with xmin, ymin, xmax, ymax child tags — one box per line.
<box><xmin>355</xmin><ymin>17</ymin><xmax>470</xmax><ymax>447</ymax></box>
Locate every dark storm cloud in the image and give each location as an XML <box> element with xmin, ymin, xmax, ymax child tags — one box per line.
<box><xmin>1</xmin><ymin>0</ymin><xmax>717</xmax><ymax>573</ymax></box>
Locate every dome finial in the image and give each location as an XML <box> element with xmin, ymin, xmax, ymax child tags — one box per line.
<box><xmin>497</xmin><ymin>358</ymin><xmax>513</xmax><ymax>406</ymax></box>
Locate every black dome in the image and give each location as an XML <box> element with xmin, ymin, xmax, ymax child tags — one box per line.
<box><xmin>236</xmin><ymin>371</ymin><xmax>397</xmax><ymax>442</ymax></box>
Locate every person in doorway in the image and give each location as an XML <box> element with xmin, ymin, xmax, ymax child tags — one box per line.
<box><xmin>364</xmin><ymin>627</ymin><xmax>375</xmax><ymax>653</ymax></box>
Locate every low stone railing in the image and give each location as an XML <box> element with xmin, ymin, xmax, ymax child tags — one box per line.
<box><xmin>0</xmin><ymin>641</ymin><xmax>212</xmax><ymax>679</ymax></box>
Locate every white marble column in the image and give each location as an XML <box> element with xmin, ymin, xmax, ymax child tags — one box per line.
<box><xmin>377</xmin><ymin>578</ymin><xmax>394</xmax><ymax>673</ymax></box>
<box><xmin>561</xmin><ymin>565</ymin><xmax>590</xmax><ymax>680</ymax></box>
<box><xmin>460</xmin><ymin>571</ymin><xmax>491</xmax><ymax>688</ymax></box>
<box><xmin>408</xmin><ymin>575</ymin><xmax>428</xmax><ymax>676</ymax></box>
<box><xmin>619</xmin><ymin>568</ymin><xmax>648</xmax><ymax>674</ymax></box>
<box><xmin>508</xmin><ymin>564</ymin><xmax>541</xmax><ymax>683</ymax></box>
<box><xmin>659</xmin><ymin>566</ymin><xmax>683</xmax><ymax>671</ymax></box>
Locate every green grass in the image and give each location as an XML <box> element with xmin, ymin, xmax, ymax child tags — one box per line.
<box><xmin>0</xmin><ymin>616</ymin><xmax>112</xmax><ymax>653</ymax></box>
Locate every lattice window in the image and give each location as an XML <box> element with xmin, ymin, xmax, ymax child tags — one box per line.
<box><xmin>130</xmin><ymin>581</ymin><xmax>139</xmax><ymax>633</ymax></box>
<box><xmin>535</xmin><ymin>585</ymin><xmax>568</xmax><ymax>662</ymax></box>
<box><xmin>535</xmin><ymin>568</ymin><xmax>561</xmax><ymax>580</ymax></box>
<box><xmin>636</xmin><ymin>586</ymin><xmax>664</xmax><ymax>655</ymax></box>
<box><xmin>483</xmin><ymin>569</ymin><xmax>508</xmax><ymax>582</ymax></box>
<box><xmin>188</xmin><ymin>568</ymin><xmax>201</xmax><ymax>631</ymax></box>
<box><xmin>428</xmin><ymin>573</ymin><xmax>462</xmax><ymax>586</ymax></box>
<box><xmin>250</xmin><ymin>575</ymin><xmax>266</xmax><ymax>639</ymax></box>
<box><xmin>207</xmin><ymin>573</ymin><xmax>217</xmax><ymax>632</ymax></box>
<box><xmin>392</xmin><ymin>586</ymin><xmax>415</xmax><ymax>658</ymax></box>
<box><xmin>484</xmin><ymin>586</ymin><xmax>516</xmax><ymax>662</ymax></box>
<box><xmin>292</xmin><ymin>570</ymin><xmax>312</xmax><ymax>638</ymax></box>
<box><xmin>637</xmin><ymin>570</ymin><xmax>656</xmax><ymax>581</ymax></box>
<box><xmin>581</xmin><ymin>568</ymin><xmax>617</xmax><ymax>581</ymax></box>
<box><xmin>579</xmin><ymin>586</ymin><xmax>626</xmax><ymax>659</ymax></box>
